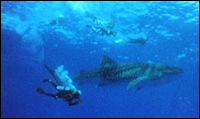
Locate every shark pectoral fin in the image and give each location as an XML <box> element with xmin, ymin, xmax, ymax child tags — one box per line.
<box><xmin>127</xmin><ymin>76</ymin><xmax>148</xmax><ymax>91</ymax></box>
<box><xmin>137</xmin><ymin>86</ymin><xmax>143</xmax><ymax>91</ymax></box>
<box><xmin>97</xmin><ymin>80</ymin><xmax>110</xmax><ymax>87</ymax></box>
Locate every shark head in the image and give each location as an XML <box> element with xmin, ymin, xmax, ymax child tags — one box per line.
<box><xmin>161</xmin><ymin>66</ymin><xmax>183</xmax><ymax>75</ymax></box>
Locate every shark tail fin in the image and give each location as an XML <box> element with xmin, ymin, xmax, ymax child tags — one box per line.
<box><xmin>127</xmin><ymin>76</ymin><xmax>148</xmax><ymax>91</ymax></box>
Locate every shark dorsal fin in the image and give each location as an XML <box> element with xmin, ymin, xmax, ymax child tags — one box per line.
<box><xmin>100</xmin><ymin>55</ymin><xmax>117</xmax><ymax>68</ymax></box>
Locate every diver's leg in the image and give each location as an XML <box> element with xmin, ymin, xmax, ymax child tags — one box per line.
<box><xmin>42</xmin><ymin>79</ymin><xmax>51</xmax><ymax>83</ymax></box>
<box><xmin>86</xmin><ymin>25</ymin><xmax>91</xmax><ymax>28</ymax></box>
<box><xmin>46</xmin><ymin>93</ymin><xmax>59</xmax><ymax>98</ymax></box>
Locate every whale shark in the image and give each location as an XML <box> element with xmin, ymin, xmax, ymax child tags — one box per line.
<box><xmin>73</xmin><ymin>55</ymin><xmax>183</xmax><ymax>90</ymax></box>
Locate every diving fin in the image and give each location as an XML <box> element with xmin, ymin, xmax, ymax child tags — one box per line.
<box><xmin>127</xmin><ymin>76</ymin><xmax>148</xmax><ymax>91</ymax></box>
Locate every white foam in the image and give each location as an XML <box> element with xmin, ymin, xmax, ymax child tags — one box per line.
<box><xmin>55</xmin><ymin>65</ymin><xmax>76</xmax><ymax>90</ymax></box>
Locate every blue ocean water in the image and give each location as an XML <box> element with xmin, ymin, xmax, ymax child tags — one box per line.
<box><xmin>1</xmin><ymin>1</ymin><xmax>199</xmax><ymax>118</ymax></box>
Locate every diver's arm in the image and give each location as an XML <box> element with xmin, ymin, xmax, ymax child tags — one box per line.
<box><xmin>36</xmin><ymin>88</ymin><xmax>59</xmax><ymax>98</ymax></box>
<box><xmin>42</xmin><ymin>79</ymin><xmax>57</xmax><ymax>88</ymax></box>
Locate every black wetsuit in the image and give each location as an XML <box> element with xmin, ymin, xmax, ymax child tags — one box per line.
<box><xmin>37</xmin><ymin>79</ymin><xmax>81</xmax><ymax>106</ymax></box>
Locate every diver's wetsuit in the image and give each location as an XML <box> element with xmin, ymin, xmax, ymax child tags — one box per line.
<box><xmin>86</xmin><ymin>25</ymin><xmax>117</xmax><ymax>37</ymax></box>
<box><xmin>37</xmin><ymin>79</ymin><xmax>81</xmax><ymax>106</ymax></box>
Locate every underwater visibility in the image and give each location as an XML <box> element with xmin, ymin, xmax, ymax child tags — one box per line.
<box><xmin>1</xmin><ymin>1</ymin><xmax>199</xmax><ymax>118</ymax></box>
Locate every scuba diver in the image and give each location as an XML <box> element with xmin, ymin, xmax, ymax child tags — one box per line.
<box><xmin>86</xmin><ymin>13</ymin><xmax>116</xmax><ymax>37</ymax></box>
<box><xmin>86</xmin><ymin>25</ymin><xmax>117</xmax><ymax>37</ymax></box>
<box><xmin>86</xmin><ymin>12</ymin><xmax>115</xmax><ymax>29</ymax></box>
<box><xmin>39</xmin><ymin>16</ymin><xmax>67</xmax><ymax>28</ymax></box>
<box><xmin>37</xmin><ymin>65</ymin><xmax>82</xmax><ymax>106</ymax></box>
